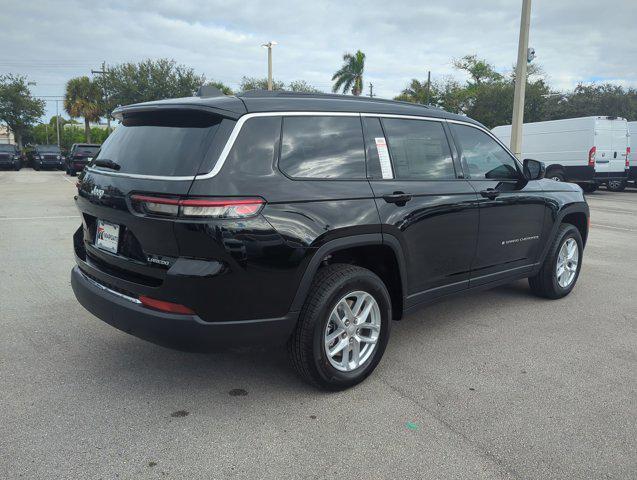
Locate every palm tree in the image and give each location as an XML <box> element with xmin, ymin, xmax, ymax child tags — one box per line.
<box><xmin>331</xmin><ymin>50</ymin><xmax>365</xmax><ymax>96</ymax></box>
<box><xmin>64</xmin><ymin>76</ymin><xmax>102</xmax><ymax>143</ymax></box>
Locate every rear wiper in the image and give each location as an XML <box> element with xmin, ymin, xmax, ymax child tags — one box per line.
<box><xmin>93</xmin><ymin>159</ymin><xmax>121</xmax><ymax>171</ymax></box>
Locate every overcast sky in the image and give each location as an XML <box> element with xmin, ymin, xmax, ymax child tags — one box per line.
<box><xmin>2</xmin><ymin>0</ymin><xmax>636</xmax><ymax>119</ymax></box>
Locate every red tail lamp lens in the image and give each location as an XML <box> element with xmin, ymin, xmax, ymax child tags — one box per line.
<box><xmin>588</xmin><ymin>146</ymin><xmax>596</xmax><ymax>167</ymax></box>
<box><xmin>130</xmin><ymin>195</ymin><xmax>264</xmax><ymax>218</ymax></box>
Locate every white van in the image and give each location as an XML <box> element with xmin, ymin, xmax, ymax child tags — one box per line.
<box><xmin>628</xmin><ymin>121</ymin><xmax>635</xmax><ymax>187</ymax></box>
<box><xmin>493</xmin><ymin>116</ymin><xmax>630</xmax><ymax>192</ymax></box>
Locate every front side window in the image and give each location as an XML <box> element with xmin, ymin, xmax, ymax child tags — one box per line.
<box><xmin>382</xmin><ymin>118</ymin><xmax>455</xmax><ymax>180</ymax></box>
<box><xmin>279</xmin><ymin>116</ymin><xmax>366</xmax><ymax>179</ymax></box>
<box><xmin>451</xmin><ymin>124</ymin><xmax>520</xmax><ymax>180</ymax></box>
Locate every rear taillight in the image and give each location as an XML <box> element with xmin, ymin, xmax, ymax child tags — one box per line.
<box><xmin>139</xmin><ymin>295</ymin><xmax>195</xmax><ymax>315</ymax></box>
<box><xmin>588</xmin><ymin>146</ymin><xmax>596</xmax><ymax>167</ymax></box>
<box><xmin>626</xmin><ymin>147</ymin><xmax>631</xmax><ymax>168</ymax></box>
<box><xmin>130</xmin><ymin>195</ymin><xmax>265</xmax><ymax>219</ymax></box>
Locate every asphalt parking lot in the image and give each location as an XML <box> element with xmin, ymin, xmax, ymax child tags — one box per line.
<box><xmin>1</xmin><ymin>169</ymin><xmax>635</xmax><ymax>479</ymax></box>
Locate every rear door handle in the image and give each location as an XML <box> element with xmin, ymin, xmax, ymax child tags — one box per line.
<box><xmin>383</xmin><ymin>192</ymin><xmax>412</xmax><ymax>204</ymax></box>
<box><xmin>480</xmin><ymin>188</ymin><xmax>501</xmax><ymax>199</ymax></box>
<box><xmin>614</xmin><ymin>151</ymin><xmax>617</xmax><ymax>158</ymax></box>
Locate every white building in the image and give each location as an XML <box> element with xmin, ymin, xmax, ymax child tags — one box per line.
<box><xmin>0</xmin><ymin>125</ymin><xmax>15</xmax><ymax>144</ymax></box>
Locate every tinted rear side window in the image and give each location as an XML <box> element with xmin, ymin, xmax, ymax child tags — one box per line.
<box><xmin>382</xmin><ymin>118</ymin><xmax>455</xmax><ymax>180</ymax></box>
<box><xmin>224</xmin><ymin>116</ymin><xmax>281</xmax><ymax>176</ymax></box>
<box><xmin>93</xmin><ymin>110</ymin><xmax>223</xmax><ymax>176</ymax></box>
<box><xmin>279</xmin><ymin>116</ymin><xmax>366</xmax><ymax>179</ymax></box>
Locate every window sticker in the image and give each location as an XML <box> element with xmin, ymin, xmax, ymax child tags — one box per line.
<box><xmin>374</xmin><ymin>137</ymin><xmax>394</xmax><ymax>179</ymax></box>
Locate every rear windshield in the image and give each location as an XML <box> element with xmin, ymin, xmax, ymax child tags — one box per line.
<box><xmin>92</xmin><ymin>110</ymin><xmax>223</xmax><ymax>176</ymax></box>
<box><xmin>74</xmin><ymin>146</ymin><xmax>100</xmax><ymax>155</ymax></box>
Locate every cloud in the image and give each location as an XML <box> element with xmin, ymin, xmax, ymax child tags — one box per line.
<box><xmin>1</xmin><ymin>0</ymin><xmax>635</xmax><ymax>119</ymax></box>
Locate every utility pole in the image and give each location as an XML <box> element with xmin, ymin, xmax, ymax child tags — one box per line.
<box><xmin>91</xmin><ymin>61</ymin><xmax>111</xmax><ymax>133</ymax></box>
<box><xmin>510</xmin><ymin>0</ymin><xmax>532</xmax><ymax>158</ymax></box>
<box><xmin>261</xmin><ymin>41</ymin><xmax>277</xmax><ymax>91</ymax></box>
<box><xmin>55</xmin><ymin>99</ymin><xmax>61</xmax><ymax>147</ymax></box>
<box><xmin>368</xmin><ymin>83</ymin><xmax>375</xmax><ymax>98</ymax></box>
<box><xmin>426</xmin><ymin>70</ymin><xmax>431</xmax><ymax>104</ymax></box>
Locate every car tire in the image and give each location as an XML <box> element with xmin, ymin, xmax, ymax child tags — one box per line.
<box><xmin>548</xmin><ymin>171</ymin><xmax>565</xmax><ymax>182</ymax></box>
<box><xmin>581</xmin><ymin>183</ymin><xmax>598</xmax><ymax>193</ymax></box>
<box><xmin>14</xmin><ymin>164</ymin><xmax>21</xmax><ymax>171</ymax></box>
<box><xmin>606</xmin><ymin>179</ymin><xmax>626</xmax><ymax>192</ymax></box>
<box><xmin>33</xmin><ymin>163</ymin><xmax>40</xmax><ymax>171</ymax></box>
<box><xmin>529</xmin><ymin>224</ymin><xmax>583</xmax><ymax>300</ymax></box>
<box><xmin>69</xmin><ymin>168</ymin><xmax>76</xmax><ymax>176</ymax></box>
<box><xmin>288</xmin><ymin>264</ymin><xmax>392</xmax><ymax>390</ymax></box>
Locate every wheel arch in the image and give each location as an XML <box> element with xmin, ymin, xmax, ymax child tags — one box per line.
<box><xmin>290</xmin><ymin>234</ymin><xmax>407</xmax><ymax>320</ymax></box>
<box><xmin>537</xmin><ymin>203</ymin><xmax>589</xmax><ymax>269</ymax></box>
<box><xmin>546</xmin><ymin>164</ymin><xmax>566</xmax><ymax>179</ymax></box>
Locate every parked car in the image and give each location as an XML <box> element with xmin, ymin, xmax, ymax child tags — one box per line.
<box><xmin>70</xmin><ymin>92</ymin><xmax>589</xmax><ymax>390</ymax></box>
<box><xmin>0</xmin><ymin>144</ymin><xmax>22</xmax><ymax>170</ymax></box>
<box><xmin>66</xmin><ymin>143</ymin><xmax>101</xmax><ymax>176</ymax></box>
<box><xmin>32</xmin><ymin>144</ymin><xmax>64</xmax><ymax>170</ymax></box>
<box><xmin>492</xmin><ymin>116</ymin><xmax>630</xmax><ymax>192</ymax></box>
<box><xmin>628</xmin><ymin>121</ymin><xmax>635</xmax><ymax>188</ymax></box>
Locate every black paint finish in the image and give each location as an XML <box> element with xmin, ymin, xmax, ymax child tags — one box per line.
<box><xmin>71</xmin><ymin>93</ymin><xmax>589</xmax><ymax>349</ymax></box>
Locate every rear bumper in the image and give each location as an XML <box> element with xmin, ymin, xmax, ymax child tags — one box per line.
<box><xmin>71</xmin><ymin>266</ymin><xmax>298</xmax><ymax>351</ymax></box>
<box><xmin>594</xmin><ymin>171</ymin><xmax>627</xmax><ymax>183</ymax></box>
<box><xmin>628</xmin><ymin>166</ymin><xmax>637</xmax><ymax>181</ymax></box>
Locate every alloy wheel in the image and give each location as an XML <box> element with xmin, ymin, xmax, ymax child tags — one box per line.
<box><xmin>556</xmin><ymin>238</ymin><xmax>579</xmax><ymax>288</ymax></box>
<box><xmin>324</xmin><ymin>291</ymin><xmax>381</xmax><ymax>372</ymax></box>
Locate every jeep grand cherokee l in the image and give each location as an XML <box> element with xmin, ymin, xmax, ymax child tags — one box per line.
<box><xmin>66</xmin><ymin>143</ymin><xmax>101</xmax><ymax>176</ymax></box>
<box><xmin>71</xmin><ymin>91</ymin><xmax>589</xmax><ymax>390</ymax></box>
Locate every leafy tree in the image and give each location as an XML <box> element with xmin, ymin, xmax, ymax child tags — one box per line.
<box><xmin>452</xmin><ymin>55</ymin><xmax>503</xmax><ymax>86</ymax></box>
<box><xmin>0</xmin><ymin>74</ymin><xmax>45</xmax><ymax>148</ymax></box>
<box><xmin>394</xmin><ymin>78</ymin><xmax>439</xmax><ymax>105</ymax></box>
<box><xmin>332</xmin><ymin>50</ymin><xmax>366</xmax><ymax>96</ymax></box>
<box><xmin>98</xmin><ymin>58</ymin><xmax>206</xmax><ymax>110</ymax></box>
<box><xmin>239</xmin><ymin>76</ymin><xmax>285</xmax><ymax>91</ymax></box>
<box><xmin>64</xmin><ymin>76</ymin><xmax>102</xmax><ymax>143</ymax></box>
<box><xmin>287</xmin><ymin>80</ymin><xmax>321</xmax><ymax>93</ymax></box>
<box><xmin>552</xmin><ymin>84</ymin><xmax>637</xmax><ymax>120</ymax></box>
<box><xmin>26</xmin><ymin>121</ymin><xmax>111</xmax><ymax>152</ymax></box>
<box><xmin>206</xmin><ymin>81</ymin><xmax>233</xmax><ymax>95</ymax></box>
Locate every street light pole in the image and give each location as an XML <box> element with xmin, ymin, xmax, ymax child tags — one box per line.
<box><xmin>55</xmin><ymin>99</ymin><xmax>61</xmax><ymax>147</ymax></box>
<box><xmin>261</xmin><ymin>41</ymin><xmax>277</xmax><ymax>91</ymax></box>
<box><xmin>510</xmin><ymin>0</ymin><xmax>532</xmax><ymax>158</ymax></box>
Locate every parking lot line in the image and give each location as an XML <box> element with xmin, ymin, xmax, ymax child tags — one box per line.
<box><xmin>0</xmin><ymin>215</ymin><xmax>80</xmax><ymax>221</ymax></box>
<box><xmin>591</xmin><ymin>223</ymin><xmax>636</xmax><ymax>232</ymax></box>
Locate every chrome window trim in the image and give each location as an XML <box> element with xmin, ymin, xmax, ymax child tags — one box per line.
<box><xmin>360</xmin><ymin>113</ymin><xmax>445</xmax><ymax>123</ymax></box>
<box><xmin>84</xmin><ymin>110</ymin><xmax>510</xmax><ymax>181</ymax></box>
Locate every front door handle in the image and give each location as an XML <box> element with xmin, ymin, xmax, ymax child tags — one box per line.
<box><xmin>480</xmin><ymin>188</ymin><xmax>501</xmax><ymax>199</ymax></box>
<box><xmin>614</xmin><ymin>151</ymin><xmax>617</xmax><ymax>159</ymax></box>
<box><xmin>383</xmin><ymin>192</ymin><xmax>412</xmax><ymax>204</ymax></box>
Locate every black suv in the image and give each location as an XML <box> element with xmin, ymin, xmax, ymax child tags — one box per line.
<box><xmin>0</xmin><ymin>144</ymin><xmax>21</xmax><ymax>170</ymax></box>
<box><xmin>71</xmin><ymin>92</ymin><xmax>589</xmax><ymax>390</ymax></box>
<box><xmin>66</xmin><ymin>143</ymin><xmax>101</xmax><ymax>176</ymax></box>
<box><xmin>33</xmin><ymin>144</ymin><xmax>63</xmax><ymax>170</ymax></box>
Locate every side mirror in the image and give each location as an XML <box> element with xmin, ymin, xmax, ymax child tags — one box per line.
<box><xmin>523</xmin><ymin>158</ymin><xmax>545</xmax><ymax>180</ymax></box>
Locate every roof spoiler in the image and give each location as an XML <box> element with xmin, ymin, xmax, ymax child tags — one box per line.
<box><xmin>195</xmin><ymin>85</ymin><xmax>225</xmax><ymax>98</ymax></box>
